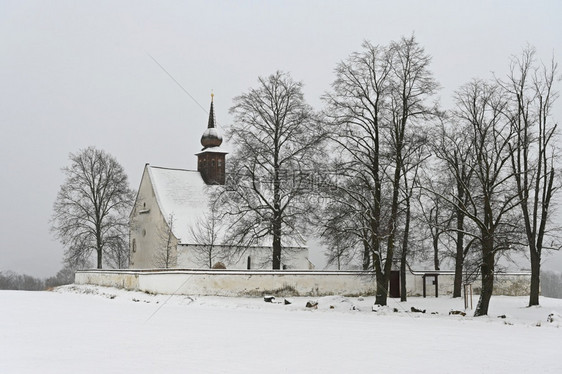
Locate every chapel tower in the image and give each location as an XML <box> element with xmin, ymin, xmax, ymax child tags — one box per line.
<box><xmin>196</xmin><ymin>94</ymin><xmax>227</xmax><ymax>185</ymax></box>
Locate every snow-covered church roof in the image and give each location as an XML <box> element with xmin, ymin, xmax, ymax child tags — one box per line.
<box><xmin>146</xmin><ymin>165</ymin><xmax>306</xmax><ymax>248</ymax></box>
<box><xmin>147</xmin><ymin>165</ymin><xmax>215</xmax><ymax>245</ymax></box>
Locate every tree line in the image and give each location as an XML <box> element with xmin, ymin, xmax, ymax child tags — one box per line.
<box><xmin>220</xmin><ymin>35</ymin><xmax>560</xmax><ymax>316</ymax></box>
<box><xmin>0</xmin><ymin>266</ymin><xmax>75</xmax><ymax>291</ymax></box>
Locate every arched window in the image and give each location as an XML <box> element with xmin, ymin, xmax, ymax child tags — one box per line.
<box><xmin>247</xmin><ymin>256</ymin><xmax>251</xmax><ymax>270</ymax></box>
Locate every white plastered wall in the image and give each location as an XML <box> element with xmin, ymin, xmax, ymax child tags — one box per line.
<box><xmin>75</xmin><ymin>270</ymin><xmax>532</xmax><ymax>297</ymax></box>
<box><xmin>129</xmin><ymin>167</ymin><xmax>178</xmax><ymax>269</ymax></box>
<box><xmin>177</xmin><ymin>244</ymin><xmax>312</xmax><ymax>270</ymax></box>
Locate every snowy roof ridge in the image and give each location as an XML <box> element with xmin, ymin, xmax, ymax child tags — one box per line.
<box><xmin>148</xmin><ymin>165</ymin><xmax>199</xmax><ymax>173</ymax></box>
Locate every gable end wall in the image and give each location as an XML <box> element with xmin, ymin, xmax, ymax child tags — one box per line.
<box><xmin>130</xmin><ymin>167</ymin><xmax>178</xmax><ymax>268</ymax></box>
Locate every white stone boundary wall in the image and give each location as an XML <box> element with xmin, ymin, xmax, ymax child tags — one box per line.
<box><xmin>75</xmin><ymin>269</ymin><xmax>532</xmax><ymax>297</ymax></box>
<box><xmin>75</xmin><ymin>269</ymin><xmax>377</xmax><ymax>297</ymax></box>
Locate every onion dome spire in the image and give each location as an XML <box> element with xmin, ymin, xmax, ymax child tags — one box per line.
<box><xmin>201</xmin><ymin>93</ymin><xmax>223</xmax><ymax>149</ymax></box>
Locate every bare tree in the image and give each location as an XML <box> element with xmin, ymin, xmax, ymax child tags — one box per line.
<box><xmin>322</xmin><ymin>36</ymin><xmax>438</xmax><ymax>306</ymax></box>
<box><xmin>500</xmin><ymin>47</ymin><xmax>561</xmax><ymax>306</ymax></box>
<box><xmin>449</xmin><ymin>80</ymin><xmax>521</xmax><ymax>316</ymax></box>
<box><xmin>322</xmin><ymin>40</ymin><xmax>392</xmax><ymax>274</ymax></box>
<box><xmin>382</xmin><ymin>35</ymin><xmax>439</xmax><ymax>305</ymax></box>
<box><xmin>153</xmin><ymin>214</ymin><xmax>177</xmax><ymax>269</ymax></box>
<box><xmin>189</xmin><ymin>205</ymin><xmax>224</xmax><ymax>269</ymax></box>
<box><xmin>224</xmin><ymin>71</ymin><xmax>325</xmax><ymax>269</ymax></box>
<box><xmin>51</xmin><ymin>147</ymin><xmax>135</xmax><ymax>269</ymax></box>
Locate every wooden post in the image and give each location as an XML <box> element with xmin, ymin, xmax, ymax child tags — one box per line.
<box><xmin>463</xmin><ymin>283</ymin><xmax>473</xmax><ymax>310</ymax></box>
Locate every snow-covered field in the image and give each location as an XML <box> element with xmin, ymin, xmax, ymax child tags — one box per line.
<box><xmin>1</xmin><ymin>285</ymin><xmax>561</xmax><ymax>373</ymax></box>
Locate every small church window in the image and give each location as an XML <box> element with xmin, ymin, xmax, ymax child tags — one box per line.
<box><xmin>247</xmin><ymin>256</ymin><xmax>251</xmax><ymax>270</ymax></box>
<box><xmin>132</xmin><ymin>239</ymin><xmax>136</xmax><ymax>253</ymax></box>
<box><xmin>211</xmin><ymin>160</ymin><xmax>215</xmax><ymax>167</ymax></box>
<box><xmin>218</xmin><ymin>160</ymin><xmax>222</xmax><ymax>167</ymax></box>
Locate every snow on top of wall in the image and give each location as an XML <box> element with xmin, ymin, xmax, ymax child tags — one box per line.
<box><xmin>147</xmin><ymin>166</ymin><xmax>214</xmax><ymax>244</ymax></box>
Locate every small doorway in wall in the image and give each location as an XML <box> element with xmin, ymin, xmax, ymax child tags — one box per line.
<box><xmin>422</xmin><ymin>274</ymin><xmax>439</xmax><ymax>298</ymax></box>
<box><xmin>389</xmin><ymin>270</ymin><xmax>401</xmax><ymax>298</ymax></box>
<box><xmin>247</xmin><ymin>256</ymin><xmax>251</xmax><ymax>270</ymax></box>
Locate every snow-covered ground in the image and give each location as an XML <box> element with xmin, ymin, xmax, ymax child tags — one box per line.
<box><xmin>1</xmin><ymin>285</ymin><xmax>561</xmax><ymax>373</ymax></box>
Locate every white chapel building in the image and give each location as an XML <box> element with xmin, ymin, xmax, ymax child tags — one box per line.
<box><xmin>129</xmin><ymin>96</ymin><xmax>312</xmax><ymax>270</ymax></box>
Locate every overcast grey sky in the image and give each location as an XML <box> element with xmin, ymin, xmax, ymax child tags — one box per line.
<box><xmin>1</xmin><ymin>0</ymin><xmax>561</xmax><ymax>277</ymax></box>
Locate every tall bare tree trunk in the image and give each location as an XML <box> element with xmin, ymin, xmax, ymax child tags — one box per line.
<box><xmin>96</xmin><ymin>231</ymin><xmax>103</xmax><ymax>269</ymax></box>
<box><xmin>272</xmin><ymin>147</ymin><xmax>282</xmax><ymax>269</ymax></box>
<box><xmin>362</xmin><ymin>240</ymin><xmax>371</xmax><ymax>270</ymax></box>
<box><xmin>453</xmin><ymin>204</ymin><xmax>465</xmax><ymax>297</ymax></box>
<box><xmin>272</xmin><ymin>216</ymin><xmax>282</xmax><ymax>269</ymax></box>
<box><xmin>475</xmin><ymin>234</ymin><xmax>494</xmax><ymax>316</ymax></box>
<box><xmin>432</xmin><ymin>235</ymin><xmax>440</xmax><ymax>271</ymax></box>
<box><xmin>97</xmin><ymin>249</ymin><xmax>102</xmax><ymax>269</ymax></box>
<box><xmin>378</xmin><ymin>153</ymin><xmax>402</xmax><ymax>306</ymax></box>
<box><xmin>373</xmin><ymin>259</ymin><xmax>388</xmax><ymax>306</ymax></box>
<box><xmin>400</xmin><ymin>199</ymin><xmax>411</xmax><ymax>302</ymax></box>
<box><xmin>529</xmin><ymin>248</ymin><xmax>541</xmax><ymax>306</ymax></box>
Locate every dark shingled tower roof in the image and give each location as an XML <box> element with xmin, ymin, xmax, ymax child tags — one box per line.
<box><xmin>207</xmin><ymin>94</ymin><xmax>215</xmax><ymax>129</ymax></box>
<box><xmin>200</xmin><ymin>93</ymin><xmax>222</xmax><ymax>149</ymax></box>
